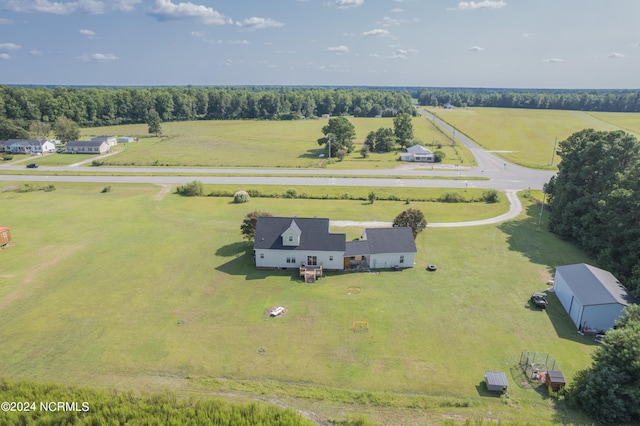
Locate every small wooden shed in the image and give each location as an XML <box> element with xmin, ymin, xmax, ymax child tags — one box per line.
<box><xmin>545</xmin><ymin>370</ymin><xmax>566</xmax><ymax>391</ymax></box>
<box><xmin>485</xmin><ymin>371</ymin><xmax>508</xmax><ymax>393</ymax></box>
<box><xmin>0</xmin><ymin>227</ymin><xmax>11</xmax><ymax>246</ymax></box>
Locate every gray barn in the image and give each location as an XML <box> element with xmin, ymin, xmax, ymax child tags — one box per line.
<box><xmin>554</xmin><ymin>263</ymin><xmax>637</xmax><ymax>332</ymax></box>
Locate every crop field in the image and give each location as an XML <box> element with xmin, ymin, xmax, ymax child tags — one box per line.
<box><xmin>81</xmin><ymin>116</ymin><xmax>475</xmax><ymax>169</ymax></box>
<box><xmin>0</xmin><ymin>182</ymin><xmax>597</xmax><ymax>424</ymax></box>
<box><xmin>426</xmin><ymin>107</ymin><xmax>637</xmax><ymax>169</ymax></box>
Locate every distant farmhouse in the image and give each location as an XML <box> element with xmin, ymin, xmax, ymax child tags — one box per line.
<box><xmin>254</xmin><ymin>217</ymin><xmax>417</xmax><ymax>274</ymax></box>
<box><xmin>66</xmin><ymin>136</ymin><xmax>115</xmax><ymax>154</ymax></box>
<box><xmin>400</xmin><ymin>145</ymin><xmax>435</xmax><ymax>162</ymax></box>
<box><xmin>1</xmin><ymin>139</ymin><xmax>57</xmax><ymax>154</ymax></box>
<box><xmin>554</xmin><ymin>263</ymin><xmax>638</xmax><ymax>332</ymax></box>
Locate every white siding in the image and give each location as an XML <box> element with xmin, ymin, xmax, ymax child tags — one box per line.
<box><xmin>581</xmin><ymin>304</ymin><xmax>625</xmax><ymax>332</ymax></box>
<box><xmin>255</xmin><ymin>249</ymin><xmax>344</xmax><ymax>270</ymax></box>
<box><xmin>369</xmin><ymin>252</ymin><xmax>415</xmax><ymax>269</ymax></box>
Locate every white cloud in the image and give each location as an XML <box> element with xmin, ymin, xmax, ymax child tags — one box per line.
<box><xmin>78</xmin><ymin>52</ymin><xmax>119</xmax><ymax>62</ymax></box>
<box><xmin>335</xmin><ymin>0</ymin><xmax>364</xmax><ymax>8</ymax></box>
<box><xmin>235</xmin><ymin>17</ymin><xmax>284</xmax><ymax>30</ymax></box>
<box><xmin>80</xmin><ymin>29</ymin><xmax>96</xmax><ymax>36</ymax></box>
<box><xmin>542</xmin><ymin>58</ymin><xmax>564</xmax><ymax>63</ymax></box>
<box><xmin>385</xmin><ymin>53</ymin><xmax>406</xmax><ymax>60</ymax></box>
<box><xmin>1</xmin><ymin>0</ymin><xmax>141</xmax><ymax>14</ymax></box>
<box><xmin>0</xmin><ymin>42</ymin><xmax>21</xmax><ymax>50</ymax></box>
<box><xmin>190</xmin><ymin>32</ymin><xmax>248</xmax><ymax>45</ymax></box>
<box><xmin>390</xmin><ymin>8</ymin><xmax>402</xmax><ymax>13</ymax></box>
<box><xmin>0</xmin><ymin>18</ymin><xmax>13</xmax><ymax>24</ymax></box>
<box><xmin>148</xmin><ymin>0</ymin><xmax>232</xmax><ymax>25</ymax></box>
<box><xmin>326</xmin><ymin>45</ymin><xmax>349</xmax><ymax>53</ymax></box>
<box><xmin>30</xmin><ymin>49</ymin><xmax>43</xmax><ymax>55</ymax></box>
<box><xmin>522</xmin><ymin>32</ymin><xmax>535</xmax><ymax>38</ymax></box>
<box><xmin>469</xmin><ymin>46</ymin><xmax>484</xmax><ymax>51</ymax></box>
<box><xmin>362</xmin><ymin>29</ymin><xmax>390</xmax><ymax>37</ymax></box>
<box><xmin>608</xmin><ymin>52</ymin><xmax>625</xmax><ymax>58</ymax></box>
<box><xmin>448</xmin><ymin>1</ymin><xmax>506</xmax><ymax>11</ymax></box>
<box><xmin>0</xmin><ymin>53</ymin><xmax>11</xmax><ymax>60</ymax></box>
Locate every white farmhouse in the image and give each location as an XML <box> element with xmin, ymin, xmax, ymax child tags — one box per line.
<box><xmin>400</xmin><ymin>145</ymin><xmax>435</xmax><ymax>162</ymax></box>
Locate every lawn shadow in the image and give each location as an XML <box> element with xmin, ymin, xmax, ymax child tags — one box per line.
<box><xmin>474</xmin><ymin>381</ymin><xmax>502</xmax><ymax>398</ymax></box>
<box><xmin>215</xmin><ymin>241</ymin><xmax>248</xmax><ymax>257</ymax></box>
<box><xmin>298</xmin><ymin>148</ymin><xmax>324</xmax><ymax>159</ymax></box>
<box><xmin>215</xmin><ymin>251</ymin><xmax>302</xmax><ymax>281</ymax></box>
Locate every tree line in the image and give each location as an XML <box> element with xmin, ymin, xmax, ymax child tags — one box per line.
<box><xmin>417</xmin><ymin>88</ymin><xmax>640</xmax><ymax>112</ymax></box>
<box><xmin>0</xmin><ymin>85</ymin><xmax>415</xmax><ymax>128</ymax></box>
<box><xmin>545</xmin><ymin>129</ymin><xmax>640</xmax><ymax>295</ymax></box>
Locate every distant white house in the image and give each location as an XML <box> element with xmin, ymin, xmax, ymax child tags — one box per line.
<box><xmin>66</xmin><ymin>140</ymin><xmax>111</xmax><ymax>154</ymax></box>
<box><xmin>118</xmin><ymin>136</ymin><xmax>136</xmax><ymax>143</ymax></box>
<box><xmin>400</xmin><ymin>145</ymin><xmax>435</xmax><ymax>162</ymax></box>
<box><xmin>1</xmin><ymin>139</ymin><xmax>56</xmax><ymax>154</ymax></box>
<box><xmin>90</xmin><ymin>136</ymin><xmax>117</xmax><ymax>147</ymax></box>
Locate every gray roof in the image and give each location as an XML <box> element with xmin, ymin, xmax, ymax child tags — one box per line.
<box><xmin>361</xmin><ymin>227</ymin><xmax>417</xmax><ymax>254</ymax></box>
<box><xmin>67</xmin><ymin>140</ymin><xmax>108</xmax><ymax>148</ymax></box>
<box><xmin>254</xmin><ymin>217</ymin><xmax>345</xmax><ymax>252</ymax></box>
<box><xmin>90</xmin><ymin>136</ymin><xmax>115</xmax><ymax>142</ymax></box>
<box><xmin>4</xmin><ymin>139</ymin><xmax>51</xmax><ymax>146</ymax></box>
<box><xmin>485</xmin><ymin>371</ymin><xmax>508</xmax><ymax>387</ymax></box>
<box><xmin>344</xmin><ymin>239</ymin><xmax>371</xmax><ymax>257</ymax></box>
<box><xmin>556</xmin><ymin>263</ymin><xmax>637</xmax><ymax>307</ymax></box>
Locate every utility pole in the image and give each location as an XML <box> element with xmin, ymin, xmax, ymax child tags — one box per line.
<box><xmin>538</xmin><ymin>188</ymin><xmax>545</xmax><ymax>227</ymax></box>
<box><xmin>549</xmin><ymin>137</ymin><xmax>557</xmax><ymax>166</ymax></box>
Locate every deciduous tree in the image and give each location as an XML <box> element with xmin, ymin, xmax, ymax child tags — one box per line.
<box><xmin>567</xmin><ymin>305</ymin><xmax>640</xmax><ymax>423</ymax></box>
<box><xmin>393</xmin><ymin>113</ymin><xmax>414</xmax><ymax>147</ymax></box>
<box><xmin>53</xmin><ymin>116</ymin><xmax>80</xmax><ymax>143</ymax></box>
<box><xmin>241</xmin><ymin>210</ymin><xmax>272</xmax><ymax>242</ymax></box>
<box><xmin>393</xmin><ymin>208</ymin><xmax>427</xmax><ymax>238</ymax></box>
<box><xmin>318</xmin><ymin>116</ymin><xmax>356</xmax><ymax>156</ymax></box>
<box><xmin>146</xmin><ymin>108</ymin><xmax>162</xmax><ymax>136</ymax></box>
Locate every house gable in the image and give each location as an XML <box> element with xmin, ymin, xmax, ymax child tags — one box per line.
<box><xmin>281</xmin><ymin>220</ymin><xmax>302</xmax><ymax>246</ymax></box>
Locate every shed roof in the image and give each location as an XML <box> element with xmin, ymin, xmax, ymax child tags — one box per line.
<box><xmin>485</xmin><ymin>371</ymin><xmax>508</xmax><ymax>387</ymax></box>
<box><xmin>67</xmin><ymin>140</ymin><xmax>108</xmax><ymax>147</ymax></box>
<box><xmin>254</xmin><ymin>216</ymin><xmax>345</xmax><ymax>252</ymax></box>
<box><xmin>556</xmin><ymin>263</ymin><xmax>637</xmax><ymax>307</ymax></box>
<box><xmin>546</xmin><ymin>370</ymin><xmax>565</xmax><ymax>383</ymax></box>
<box><xmin>362</xmin><ymin>227</ymin><xmax>417</xmax><ymax>254</ymax></box>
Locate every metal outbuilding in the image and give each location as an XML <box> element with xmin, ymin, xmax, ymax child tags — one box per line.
<box><xmin>485</xmin><ymin>371</ymin><xmax>508</xmax><ymax>393</ymax></box>
<box><xmin>554</xmin><ymin>263</ymin><xmax>637</xmax><ymax>332</ymax></box>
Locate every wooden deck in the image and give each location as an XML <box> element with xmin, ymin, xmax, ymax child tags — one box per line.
<box><xmin>300</xmin><ymin>265</ymin><xmax>323</xmax><ymax>283</ymax></box>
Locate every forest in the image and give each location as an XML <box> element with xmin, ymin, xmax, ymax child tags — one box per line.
<box><xmin>417</xmin><ymin>88</ymin><xmax>640</xmax><ymax>112</ymax></box>
<box><xmin>0</xmin><ymin>85</ymin><xmax>416</xmax><ymax>128</ymax></box>
<box><xmin>1</xmin><ymin>86</ymin><xmax>640</xmax><ymax>134</ymax></box>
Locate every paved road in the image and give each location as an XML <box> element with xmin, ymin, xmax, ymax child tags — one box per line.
<box><xmin>0</xmin><ymin>113</ymin><xmax>555</xmax><ymax>192</ymax></box>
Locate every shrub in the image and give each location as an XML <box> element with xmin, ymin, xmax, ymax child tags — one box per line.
<box><xmin>176</xmin><ymin>180</ymin><xmax>204</xmax><ymax>196</ymax></box>
<box><xmin>101</xmin><ymin>185</ymin><xmax>112</xmax><ymax>193</ymax></box>
<box><xmin>437</xmin><ymin>192</ymin><xmax>466</xmax><ymax>203</ymax></box>
<box><xmin>233</xmin><ymin>190</ymin><xmax>250</xmax><ymax>203</ymax></box>
<box><xmin>284</xmin><ymin>188</ymin><xmax>298</xmax><ymax>198</ymax></box>
<box><xmin>481</xmin><ymin>189</ymin><xmax>500</xmax><ymax>203</ymax></box>
<box><xmin>433</xmin><ymin>150</ymin><xmax>446</xmax><ymax>163</ymax></box>
<box><xmin>368</xmin><ymin>191</ymin><xmax>376</xmax><ymax>204</ymax></box>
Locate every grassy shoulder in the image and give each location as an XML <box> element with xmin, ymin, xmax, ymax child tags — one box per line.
<box><xmin>0</xmin><ymin>182</ymin><xmax>595</xmax><ymax>425</ymax></box>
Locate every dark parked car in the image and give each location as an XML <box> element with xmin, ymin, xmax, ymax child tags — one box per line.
<box><xmin>26</xmin><ymin>163</ymin><xmax>39</xmax><ymax>168</ymax></box>
<box><xmin>530</xmin><ymin>292</ymin><xmax>548</xmax><ymax>309</ymax></box>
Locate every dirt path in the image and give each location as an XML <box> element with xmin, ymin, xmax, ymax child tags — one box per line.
<box><xmin>154</xmin><ymin>184</ymin><xmax>172</xmax><ymax>200</ymax></box>
<box><xmin>330</xmin><ymin>190</ymin><xmax>522</xmax><ymax>228</ymax></box>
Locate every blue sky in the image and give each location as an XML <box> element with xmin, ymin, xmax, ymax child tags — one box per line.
<box><xmin>0</xmin><ymin>0</ymin><xmax>639</xmax><ymax>88</ymax></box>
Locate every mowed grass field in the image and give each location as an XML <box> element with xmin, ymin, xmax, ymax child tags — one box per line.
<box><xmin>81</xmin><ymin>117</ymin><xmax>475</xmax><ymax>169</ymax></box>
<box><xmin>426</xmin><ymin>107</ymin><xmax>639</xmax><ymax>169</ymax></box>
<box><xmin>0</xmin><ymin>182</ymin><xmax>596</xmax><ymax>424</ymax></box>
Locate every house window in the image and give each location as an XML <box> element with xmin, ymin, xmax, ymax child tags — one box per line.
<box><xmin>260</xmin><ymin>253</ymin><xmax>264</xmax><ymax>259</ymax></box>
<box><xmin>400</xmin><ymin>255</ymin><xmax>404</xmax><ymax>264</ymax></box>
<box><xmin>286</xmin><ymin>256</ymin><xmax>296</xmax><ymax>264</ymax></box>
<box><xmin>329</xmin><ymin>256</ymin><xmax>333</xmax><ymax>261</ymax></box>
<box><xmin>288</xmin><ymin>235</ymin><xmax>293</xmax><ymax>242</ymax></box>
<box><xmin>307</xmin><ymin>256</ymin><xmax>317</xmax><ymax>266</ymax></box>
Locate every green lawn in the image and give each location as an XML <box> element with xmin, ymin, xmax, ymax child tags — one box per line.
<box><xmin>0</xmin><ymin>183</ymin><xmax>596</xmax><ymax>424</ymax></box>
<box><xmin>82</xmin><ymin>117</ymin><xmax>475</xmax><ymax>169</ymax></box>
<box><xmin>426</xmin><ymin>107</ymin><xmax>634</xmax><ymax>169</ymax></box>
